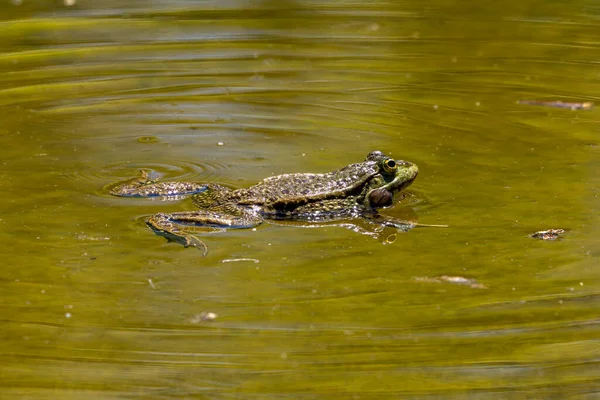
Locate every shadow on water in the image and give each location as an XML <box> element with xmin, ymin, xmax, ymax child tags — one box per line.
<box><xmin>0</xmin><ymin>0</ymin><xmax>599</xmax><ymax>398</ymax></box>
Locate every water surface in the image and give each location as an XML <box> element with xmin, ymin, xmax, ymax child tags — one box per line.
<box><xmin>1</xmin><ymin>0</ymin><xmax>599</xmax><ymax>398</ymax></box>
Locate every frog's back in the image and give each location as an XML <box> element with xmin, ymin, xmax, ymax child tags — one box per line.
<box><xmin>234</xmin><ymin>161</ymin><xmax>378</xmax><ymax>205</ymax></box>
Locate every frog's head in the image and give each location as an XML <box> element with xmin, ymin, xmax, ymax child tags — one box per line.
<box><xmin>363</xmin><ymin>151</ymin><xmax>419</xmax><ymax>208</ymax></box>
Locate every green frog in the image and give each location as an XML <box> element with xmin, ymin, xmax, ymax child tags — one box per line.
<box><xmin>110</xmin><ymin>151</ymin><xmax>419</xmax><ymax>255</ymax></box>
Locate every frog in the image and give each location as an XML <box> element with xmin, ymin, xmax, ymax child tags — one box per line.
<box><xmin>109</xmin><ymin>151</ymin><xmax>419</xmax><ymax>256</ymax></box>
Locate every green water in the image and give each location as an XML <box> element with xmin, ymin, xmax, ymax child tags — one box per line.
<box><xmin>1</xmin><ymin>0</ymin><xmax>599</xmax><ymax>398</ymax></box>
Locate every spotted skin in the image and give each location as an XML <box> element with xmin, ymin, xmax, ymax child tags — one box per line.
<box><xmin>109</xmin><ymin>151</ymin><xmax>419</xmax><ymax>255</ymax></box>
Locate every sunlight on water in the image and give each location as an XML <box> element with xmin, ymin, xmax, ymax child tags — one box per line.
<box><xmin>0</xmin><ymin>0</ymin><xmax>598</xmax><ymax>398</ymax></box>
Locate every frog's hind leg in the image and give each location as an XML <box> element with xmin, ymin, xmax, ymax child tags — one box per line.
<box><xmin>190</xmin><ymin>183</ymin><xmax>234</xmax><ymax>209</ymax></box>
<box><xmin>147</xmin><ymin>208</ymin><xmax>263</xmax><ymax>256</ymax></box>
<box><xmin>109</xmin><ymin>169</ymin><xmax>208</xmax><ymax>198</ymax></box>
<box><xmin>147</xmin><ymin>212</ymin><xmax>212</xmax><ymax>256</ymax></box>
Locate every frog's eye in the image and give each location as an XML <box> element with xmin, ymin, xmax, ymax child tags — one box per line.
<box><xmin>382</xmin><ymin>158</ymin><xmax>397</xmax><ymax>173</ymax></box>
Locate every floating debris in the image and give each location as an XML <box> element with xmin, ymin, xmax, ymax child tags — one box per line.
<box><xmin>222</xmin><ymin>258</ymin><xmax>259</xmax><ymax>263</ymax></box>
<box><xmin>137</xmin><ymin>136</ymin><xmax>160</xmax><ymax>143</ymax></box>
<box><xmin>414</xmin><ymin>275</ymin><xmax>487</xmax><ymax>289</ymax></box>
<box><xmin>517</xmin><ymin>99</ymin><xmax>594</xmax><ymax>110</ymax></box>
<box><xmin>531</xmin><ymin>228</ymin><xmax>566</xmax><ymax>240</ymax></box>
<box><xmin>189</xmin><ymin>311</ymin><xmax>218</xmax><ymax>323</ymax></box>
<box><xmin>75</xmin><ymin>233</ymin><xmax>110</xmax><ymax>241</ymax></box>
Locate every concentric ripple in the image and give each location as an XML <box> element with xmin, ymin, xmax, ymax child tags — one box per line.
<box><xmin>64</xmin><ymin>159</ymin><xmax>235</xmax><ymax>200</ymax></box>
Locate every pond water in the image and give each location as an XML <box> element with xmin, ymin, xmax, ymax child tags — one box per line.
<box><xmin>1</xmin><ymin>0</ymin><xmax>599</xmax><ymax>398</ymax></box>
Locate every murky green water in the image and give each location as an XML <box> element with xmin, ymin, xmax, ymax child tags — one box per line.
<box><xmin>1</xmin><ymin>0</ymin><xmax>599</xmax><ymax>398</ymax></box>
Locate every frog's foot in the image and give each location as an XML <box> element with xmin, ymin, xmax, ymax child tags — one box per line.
<box><xmin>147</xmin><ymin>212</ymin><xmax>211</xmax><ymax>255</ymax></box>
<box><xmin>108</xmin><ymin>169</ymin><xmax>153</xmax><ymax>196</ymax></box>
<box><xmin>138</xmin><ymin>169</ymin><xmax>158</xmax><ymax>183</ymax></box>
<box><xmin>182</xmin><ymin>236</ymin><xmax>208</xmax><ymax>255</ymax></box>
<box><xmin>180</xmin><ymin>233</ymin><xmax>209</xmax><ymax>256</ymax></box>
<box><xmin>147</xmin><ymin>210</ymin><xmax>263</xmax><ymax>255</ymax></box>
<box><xmin>109</xmin><ymin>170</ymin><xmax>208</xmax><ymax>198</ymax></box>
<box><xmin>365</xmin><ymin>213</ymin><xmax>416</xmax><ymax>232</ymax></box>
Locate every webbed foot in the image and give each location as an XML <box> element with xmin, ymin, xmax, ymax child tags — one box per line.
<box><xmin>109</xmin><ymin>169</ymin><xmax>156</xmax><ymax>196</ymax></box>
<box><xmin>181</xmin><ymin>234</ymin><xmax>209</xmax><ymax>256</ymax></box>
<box><xmin>147</xmin><ymin>210</ymin><xmax>263</xmax><ymax>255</ymax></box>
<box><xmin>147</xmin><ymin>212</ymin><xmax>210</xmax><ymax>256</ymax></box>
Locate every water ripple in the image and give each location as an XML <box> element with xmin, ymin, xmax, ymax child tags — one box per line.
<box><xmin>2</xmin><ymin>2</ymin><xmax>599</xmax><ymax>397</ymax></box>
<box><xmin>64</xmin><ymin>159</ymin><xmax>234</xmax><ymax>198</ymax></box>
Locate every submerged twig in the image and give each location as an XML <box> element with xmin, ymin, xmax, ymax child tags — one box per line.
<box><xmin>517</xmin><ymin>99</ymin><xmax>594</xmax><ymax>110</ymax></box>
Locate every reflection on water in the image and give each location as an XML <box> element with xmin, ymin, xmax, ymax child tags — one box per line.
<box><xmin>1</xmin><ymin>0</ymin><xmax>599</xmax><ymax>397</ymax></box>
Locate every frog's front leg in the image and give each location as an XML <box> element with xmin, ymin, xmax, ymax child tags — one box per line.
<box><xmin>109</xmin><ymin>169</ymin><xmax>208</xmax><ymax>198</ymax></box>
<box><xmin>147</xmin><ymin>208</ymin><xmax>264</xmax><ymax>256</ymax></box>
<box><xmin>364</xmin><ymin>212</ymin><xmax>416</xmax><ymax>232</ymax></box>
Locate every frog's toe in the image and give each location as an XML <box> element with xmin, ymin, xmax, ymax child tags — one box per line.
<box><xmin>139</xmin><ymin>168</ymin><xmax>160</xmax><ymax>183</ymax></box>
